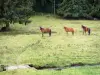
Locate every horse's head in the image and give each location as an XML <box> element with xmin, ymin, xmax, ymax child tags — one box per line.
<box><xmin>82</xmin><ymin>25</ymin><xmax>87</xmax><ymax>30</ymax></box>
<box><xmin>82</xmin><ymin>25</ymin><xmax>84</xmax><ymax>28</ymax></box>
<box><xmin>64</xmin><ymin>26</ymin><xmax>66</xmax><ymax>29</ymax></box>
<box><xmin>40</xmin><ymin>26</ymin><xmax>42</xmax><ymax>30</ymax></box>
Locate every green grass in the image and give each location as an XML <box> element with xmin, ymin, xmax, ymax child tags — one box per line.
<box><xmin>0</xmin><ymin>15</ymin><xmax>100</xmax><ymax>74</ymax></box>
<box><xmin>0</xmin><ymin>66</ymin><xmax>100</xmax><ymax>75</ymax></box>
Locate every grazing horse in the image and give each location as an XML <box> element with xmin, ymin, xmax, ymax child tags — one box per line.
<box><xmin>81</xmin><ymin>25</ymin><xmax>91</xmax><ymax>35</ymax></box>
<box><xmin>40</xmin><ymin>27</ymin><xmax>51</xmax><ymax>37</ymax></box>
<box><xmin>64</xmin><ymin>26</ymin><xmax>74</xmax><ymax>35</ymax></box>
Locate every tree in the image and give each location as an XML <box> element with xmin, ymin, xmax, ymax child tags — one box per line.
<box><xmin>0</xmin><ymin>0</ymin><xmax>34</xmax><ymax>31</ymax></box>
<box><xmin>57</xmin><ymin>0</ymin><xmax>100</xmax><ymax>19</ymax></box>
<box><xmin>34</xmin><ymin>0</ymin><xmax>62</xmax><ymax>13</ymax></box>
<box><xmin>57</xmin><ymin>0</ymin><xmax>90</xmax><ymax>18</ymax></box>
<box><xmin>89</xmin><ymin>0</ymin><xmax>100</xmax><ymax>18</ymax></box>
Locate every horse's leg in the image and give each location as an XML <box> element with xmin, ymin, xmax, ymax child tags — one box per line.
<box><xmin>88</xmin><ymin>28</ymin><xmax>91</xmax><ymax>35</ymax></box>
<box><xmin>83</xmin><ymin>31</ymin><xmax>84</xmax><ymax>35</ymax></box>
<box><xmin>49</xmin><ymin>32</ymin><xmax>50</xmax><ymax>37</ymax></box>
<box><xmin>85</xmin><ymin>31</ymin><xmax>86</xmax><ymax>35</ymax></box>
<box><xmin>67</xmin><ymin>32</ymin><xmax>68</xmax><ymax>35</ymax></box>
<box><xmin>42</xmin><ymin>33</ymin><xmax>44</xmax><ymax>37</ymax></box>
<box><xmin>49</xmin><ymin>30</ymin><xmax>51</xmax><ymax>37</ymax></box>
<box><xmin>72</xmin><ymin>31</ymin><xmax>74</xmax><ymax>35</ymax></box>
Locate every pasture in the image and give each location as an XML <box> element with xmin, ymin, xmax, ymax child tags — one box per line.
<box><xmin>0</xmin><ymin>15</ymin><xmax>100</xmax><ymax>75</ymax></box>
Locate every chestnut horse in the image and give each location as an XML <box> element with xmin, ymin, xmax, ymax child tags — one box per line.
<box><xmin>64</xmin><ymin>26</ymin><xmax>74</xmax><ymax>35</ymax></box>
<box><xmin>82</xmin><ymin>25</ymin><xmax>91</xmax><ymax>35</ymax></box>
<box><xmin>40</xmin><ymin>27</ymin><xmax>51</xmax><ymax>37</ymax></box>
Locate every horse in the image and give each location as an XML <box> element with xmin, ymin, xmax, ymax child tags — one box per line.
<box><xmin>64</xmin><ymin>26</ymin><xmax>75</xmax><ymax>35</ymax></box>
<box><xmin>81</xmin><ymin>25</ymin><xmax>91</xmax><ymax>35</ymax></box>
<box><xmin>40</xmin><ymin>27</ymin><xmax>51</xmax><ymax>37</ymax></box>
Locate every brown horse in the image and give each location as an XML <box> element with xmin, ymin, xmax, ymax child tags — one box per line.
<box><xmin>82</xmin><ymin>25</ymin><xmax>91</xmax><ymax>35</ymax></box>
<box><xmin>40</xmin><ymin>27</ymin><xmax>51</xmax><ymax>37</ymax></box>
<box><xmin>64</xmin><ymin>26</ymin><xmax>74</xmax><ymax>35</ymax></box>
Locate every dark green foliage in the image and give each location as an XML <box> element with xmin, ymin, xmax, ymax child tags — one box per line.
<box><xmin>89</xmin><ymin>0</ymin><xmax>100</xmax><ymax>18</ymax></box>
<box><xmin>33</xmin><ymin>0</ymin><xmax>100</xmax><ymax>19</ymax></box>
<box><xmin>0</xmin><ymin>0</ymin><xmax>34</xmax><ymax>30</ymax></box>
<box><xmin>57</xmin><ymin>0</ymin><xmax>100</xmax><ymax>19</ymax></box>
<box><xmin>0</xmin><ymin>0</ymin><xmax>100</xmax><ymax>31</ymax></box>
<box><xmin>34</xmin><ymin>0</ymin><xmax>52</xmax><ymax>13</ymax></box>
<box><xmin>0</xmin><ymin>65</ymin><xmax>6</xmax><ymax>72</ymax></box>
<box><xmin>34</xmin><ymin>0</ymin><xmax>62</xmax><ymax>13</ymax></box>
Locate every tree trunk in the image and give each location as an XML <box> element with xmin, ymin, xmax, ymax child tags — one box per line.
<box><xmin>5</xmin><ymin>22</ymin><xmax>10</xmax><ymax>30</ymax></box>
<box><xmin>54</xmin><ymin>0</ymin><xmax>55</xmax><ymax>15</ymax></box>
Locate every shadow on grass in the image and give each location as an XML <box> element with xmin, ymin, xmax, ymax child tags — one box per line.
<box><xmin>0</xmin><ymin>31</ymin><xmax>39</xmax><ymax>36</ymax></box>
<box><xmin>0</xmin><ymin>30</ymin><xmax>57</xmax><ymax>36</ymax></box>
<box><xmin>1</xmin><ymin>62</ymin><xmax>100</xmax><ymax>72</ymax></box>
<box><xmin>28</xmin><ymin>62</ymin><xmax>100</xmax><ymax>70</ymax></box>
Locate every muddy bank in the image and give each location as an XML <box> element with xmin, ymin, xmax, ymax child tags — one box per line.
<box><xmin>0</xmin><ymin>62</ymin><xmax>100</xmax><ymax>72</ymax></box>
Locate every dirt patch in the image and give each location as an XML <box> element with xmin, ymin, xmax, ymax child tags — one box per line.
<box><xmin>1</xmin><ymin>62</ymin><xmax>100</xmax><ymax>72</ymax></box>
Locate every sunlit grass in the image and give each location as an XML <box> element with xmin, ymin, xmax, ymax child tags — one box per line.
<box><xmin>0</xmin><ymin>15</ymin><xmax>100</xmax><ymax>68</ymax></box>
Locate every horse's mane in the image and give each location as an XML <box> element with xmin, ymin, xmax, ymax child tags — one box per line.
<box><xmin>40</xmin><ymin>26</ymin><xmax>42</xmax><ymax>28</ymax></box>
<box><xmin>40</xmin><ymin>26</ymin><xmax>43</xmax><ymax>29</ymax></box>
<box><xmin>82</xmin><ymin>25</ymin><xmax>86</xmax><ymax>29</ymax></box>
<box><xmin>64</xmin><ymin>26</ymin><xmax>66</xmax><ymax>28</ymax></box>
<box><xmin>64</xmin><ymin>26</ymin><xmax>68</xmax><ymax>29</ymax></box>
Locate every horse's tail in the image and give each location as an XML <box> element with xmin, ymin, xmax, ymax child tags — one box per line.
<box><xmin>49</xmin><ymin>29</ymin><xmax>51</xmax><ymax>36</ymax></box>
<box><xmin>88</xmin><ymin>28</ymin><xmax>91</xmax><ymax>35</ymax></box>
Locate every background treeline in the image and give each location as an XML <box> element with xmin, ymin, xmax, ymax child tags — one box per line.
<box><xmin>34</xmin><ymin>0</ymin><xmax>100</xmax><ymax>19</ymax></box>
<box><xmin>57</xmin><ymin>0</ymin><xmax>100</xmax><ymax>19</ymax></box>
<box><xmin>0</xmin><ymin>0</ymin><xmax>100</xmax><ymax>30</ymax></box>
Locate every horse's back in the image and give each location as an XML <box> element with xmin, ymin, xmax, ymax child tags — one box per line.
<box><xmin>64</xmin><ymin>27</ymin><xmax>74</xmax><ymax>32</ymax></box>
<box><xmin>70</xmin><ymin>28</ymin><xmax>74</xmax><ymax>32</ymax></box>
<box><xmin>41</xmin><ymin>28</ymin><xmax>51</xmax><ymax>33</ymax></box>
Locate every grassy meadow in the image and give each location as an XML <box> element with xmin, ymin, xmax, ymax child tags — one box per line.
<box><xmin>0</xmin><ymin>15</ymin><xmax>100</xmax><ymax>75</ymax></box>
